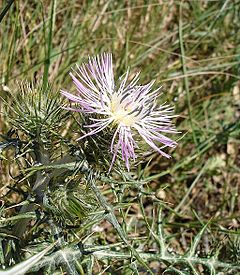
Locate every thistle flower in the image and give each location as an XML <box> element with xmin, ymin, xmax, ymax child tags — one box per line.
<box><xmin>62</xmin><ymin>53</ymin><xmax>178</xmax><ymax>171</ymax></box>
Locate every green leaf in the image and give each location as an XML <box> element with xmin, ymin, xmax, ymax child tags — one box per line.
<box><xmin>0</xmin><ymin>244</ymin><xmax>54</xmax><ymax>275</ymax></box>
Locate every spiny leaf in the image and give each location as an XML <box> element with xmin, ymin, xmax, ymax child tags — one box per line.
<box><xmin>0</xmin><ymin>244</ymin><xmax>54</xmax><ymax>275</ymax></box>
<box><xmin>187</xmin><ymin>219</ymin><xmax>212</xmax><ymax>258</ymax></box>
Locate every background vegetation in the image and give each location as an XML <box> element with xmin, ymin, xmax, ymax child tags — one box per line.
<box><xmin>0</xmin><ymin>0</ymin><xmax>239</xmax><ymax>274</ymax></box>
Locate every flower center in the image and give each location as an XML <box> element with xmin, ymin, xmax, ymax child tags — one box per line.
<box><xmin>110</xmin><ymin>93</ymin><xmax>137</xmax><ymax>126</ymax></box>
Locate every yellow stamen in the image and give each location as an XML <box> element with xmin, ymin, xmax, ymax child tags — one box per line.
<box><xmin>110</xmin><ymin>93</ymin><xmax>137</xmax><ymax>126</ymax></box>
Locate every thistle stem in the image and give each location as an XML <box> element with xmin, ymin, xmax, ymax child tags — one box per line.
<box><xmin>87</xmin><ymin>172</ymin><xmax>154</xmax><ymax>275</ymax></box>
<box><xmin>13</xmin><ymin>143</ymin><xmax>50</xmax><ymax>239</ymax></box>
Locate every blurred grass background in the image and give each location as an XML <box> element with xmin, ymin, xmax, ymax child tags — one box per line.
<box><xmin>0</xmin><ymin>0</ymin><xmax>240</xmax><ymax>270</ymax></box>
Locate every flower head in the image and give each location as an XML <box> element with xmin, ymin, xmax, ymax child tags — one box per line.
<box><xmin>62</xmin><ymin>53</ymin><xmax>178</xmax><ymax>171</ymax></box>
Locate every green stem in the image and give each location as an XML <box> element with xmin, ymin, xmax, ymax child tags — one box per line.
<box><xmin>179</xmin><ymin>2</ymin><xmax>198</xmax><ymax>149</ymax></box>
<box><xmin>42</xmin><ymin>0</ymin><xmax>56</xmax><ymax>92</ymax></box>
<box><xmin>86</xmin><ymin>250</ymin><xmax>240</xmax><ymax>271</ymax></box>
<box><xmin>13</xmin><ymin>143</ymin><xmax>50</xmax><ymax>238</ymax></box>
<box><xmin>88</xmin><ymin>172</ymin><xmax>154</xmax><ymax>275</ymax></box>
<box><xmin>0</xmin><ymin>0</ymin><xmax>15</xmax><ymax>23</ymax></box>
